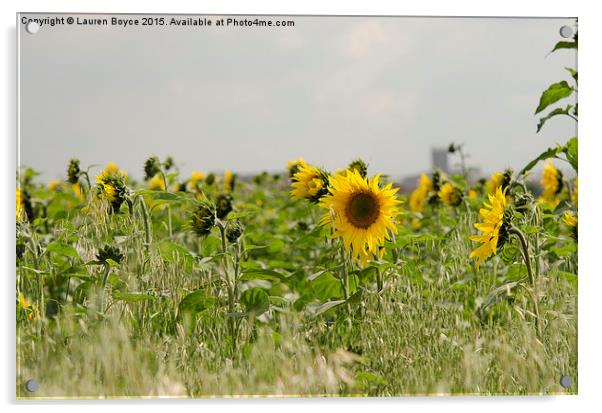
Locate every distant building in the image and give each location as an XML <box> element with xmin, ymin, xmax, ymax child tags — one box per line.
<box><xmin>431</xmin><ymin>147</ymin><xmax>449</xmax><ymax>173</ymax></box>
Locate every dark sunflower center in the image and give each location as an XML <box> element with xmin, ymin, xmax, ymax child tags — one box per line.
<box><xmin>345</xmin><ymin>192</ymin><xmax>380</xmax><ymax>229</ymax></box>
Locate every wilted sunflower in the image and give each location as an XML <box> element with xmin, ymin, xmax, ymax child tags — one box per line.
<box><xmin>191</xmin><ymin>200</ymin><xmax>216</xmax><ymax>236</ymax></box>
<box><xmin>144</xmin><ymin>156</ymin><xmax>161</xmax><ymax>181</ymax></box>
<box><xmin>469</xmin><ymin>186</ymin><xmax>512</xmax><ymax>266</ymax></box>
<box><xmin>67</xmin><ymin>158</ymin><xmax>81</xmax><ymax>184</ymax></box>
<box><xmin>438</xmin><ymin>182</ymin><xmax>463</xmax><ymax>207</ymax></box>
<box><xmin>215</xmin><ymin>192</ymin><xmax>233</xmax><ymax>219</ymax></box>
<box><xmin>319</xmin><ymin>169</ymin><xmax>400</xmax><ymax>263</ymax></box>
<box><xmin>539</xmin><ymin>160</ymin><xmax>563</xmax><ymax>206</ymax></box>
<box><xmin>409</xmin><ymin>174</ymin><xmax>432</xmax><ymax>212</ymax></box>
<box><xmin>290</xmin><ymin>163</ymin><xmax>330</xmax><ymax>203</ymax></box>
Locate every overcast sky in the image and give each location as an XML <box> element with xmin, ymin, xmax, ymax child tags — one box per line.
<box><xmin>19</xmin><ymin>15</ymin><xmax>577</xmax><ymax>182</ymax></box>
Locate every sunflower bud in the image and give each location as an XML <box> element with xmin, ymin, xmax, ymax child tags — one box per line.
<box><xmin>215</xmin><ymin>192</ymin><xmax>233</xmax><ymax>219</ymax></box>
<box><xmin>205</xmin><ymin>173</ymin><xmax>215</xmax><ymax>186</ymax></box>
<box><xmin>67</xmin><ymin>158</ymin><xmax>81</xmax><ymax>184</ymax></box>
<box><xmin>226</xmin><ymin>221</ymin><xmax>244</xmax><ymax>243</ymax></box>
<box><xmin>96</xmin><ymin>244</ymin><xmax>124</xmax><ymax>264</ymax></box>
<box><xmin>144</xmin><ymin>156</ymin><xmax>161</xmax><ymax>181</ymax></box>
<box><xmin>191</xmin><ymin>200</ymin><xmax>216</xmax><ymax>236</ymax></box>
<box><xmin>348</xmin><ymin>159</ymin><xmax>368</xmax><ymax>179</ymax></box>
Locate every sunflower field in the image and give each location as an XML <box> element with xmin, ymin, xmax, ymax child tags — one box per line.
<box><xmin>16</xmin><ymin>34</ymin><xmax>577</xmax><ymax>398</ymax></box>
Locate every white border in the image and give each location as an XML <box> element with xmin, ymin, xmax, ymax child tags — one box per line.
<box><xmin>3</xmin><ymin>1</ymin><xmax>601</xmax><ymax>412</ymax></box>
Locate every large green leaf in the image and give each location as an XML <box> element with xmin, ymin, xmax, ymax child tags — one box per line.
<box><xmin>551</xmin><ymin>40</ymin><xmax>577</xmax><ymax>53</ymax></box>
<box><xmin>46</xmin><ymin>241</ymin><xmax>80</xmax><ymax>259</ymax></box>
<box><xmin>535</xmin><ymin>81</ymin><xmax>573</xmax><ymax>114</ymax></box>
<box><xmin>178</xmin><ymin>289</ymin><xmax>215</xmax><ymax>316</ymax></box>
<box><xmin>240</xmin><ymin>288</ymin><xmax>270</xmax><ymax>315</ymax></box>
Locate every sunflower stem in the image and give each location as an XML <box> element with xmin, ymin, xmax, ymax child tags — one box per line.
<box><xmin>509</xmin><ymin>226</ymin><xmax>542</xmax><ymax>338</ymax></box>
<box><xmin>218</xmin><ymin>220</ymin><xmax>237</xmax><ymax>351</ymax></box>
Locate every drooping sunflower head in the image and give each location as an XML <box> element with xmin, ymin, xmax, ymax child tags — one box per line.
<box><xmin>438</xmin><ymin>182</ymin><xmax>463</xmax><ymax>207</ymax></box>
<box><xmin>290</xmin><ymin>163</ymin><xmax>330</xmax><ymax>203</ymax></box>
<box><xmin>143</xmin><ymin>156</ymin><xmax>161</xmax><ymax>181</ymax></box>
<box><xmin>67</xmin><ymin>158</ymin><xmax>81</xmax><ymax>184</ymax></box>
<box><xmin>287</xmin><ymin>158</ymin><xmax>308</xmax><ymax>179</ymax></box>
<box><xmin>96</xmin><ymin>244</ymin><xmax>124</xmax><ymax>265</ymax></box>
<box><xmin>469</xmin><ymin>186</ymin><xmax>512</xmax><ymax>267</ymax></box>
<box><xmin>215</xmin><ymin>192</ymin><xmax>234</xmax><ymax>219</ymax></box>
<box><xmin>226</xmin><ymin>220</ymin><xmax>244</xmax><ymax>243</ymax></box>
<box><xmin>319</xmin><ymin>169</ymin><xmax>401</xmax><ymax>263</ymax></box>
<box><xmin>224</xmin><ymin>169</ymin><xmax>236</xmax><ymax>191</ymax></box>
<box><xmin>147</xmin><ymin>174</ymin><xmax>166</xmax><ymax>191</ymax></box>
<box><xmin>348</xmin><ymin>158</ymin><xmax>369</xmax><ymax>179</ymax></box>
<box><xmin>191</xmin><ymin>200</ymin><xmax>216</xmax><ymax>237</ymax></box>
<box><xmin>205</xmin><ymin>173</ymin><xmax>216</xmax><ymax>186</ymax></box>
<box><xmin>540</xmin><ymin>160</ymin><xmax>563</xmax><ymax>201</ymax></box>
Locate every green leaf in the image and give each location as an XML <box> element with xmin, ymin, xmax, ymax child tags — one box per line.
<box><xmin>178</xmin><ymin>290</ymin><xmax>215</xmax><ymax>316</ymax></box>
<box><xmin>536</xmin><ymin>105</ymin><xmax>573</xmax><ymax>132</ymax></box>
<box><xmin>564</xmin><ymin>137</ymin><xmax>578</xmax><ymax>172</ymax></box>
<box><xmin>46</xmin><ymin>242</ymin><xmax>79</xmax><ymax>259</ymax></box>
<box><xmin>240</xmin><ymin>288</ymin><xmax>270</xmax><ymax>315</ymax></box>
<box><xmin>535</xmin><ymin>81</ymin><xmax>573</xmax><ymax>114</ymax></box>
<box><xmin>551</xmin><ymin>40</ymin><xmax>577</xmax><ymax>53</ymax></box>
<box><xmin>518</xmin><ymin>145</ymin><xmax>563</xmax><ymax>176</ymax></box>
<box><xmin>241</xmin><ymin>268</ymin><xmax>288</xmax><ymax>282</ymax></box>
<box><xmin>309</xmin><ymin>299</ymin><xmax>346</xmax><ymax>316</ymax></box>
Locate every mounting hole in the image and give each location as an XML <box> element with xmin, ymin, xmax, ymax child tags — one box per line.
<box><xmin>25</xmin><ymin>21</ymin><xmax>40</xmax><ymax>34</ymax></box>
<box><xmin>559</xmin><ymin>25</ymin><xmax>574</xmax><ymax>39</ymax></box>
<box><xmin>24</xmin><ymin>379</ymin><xmax>39</xmax><ymax>392</ymax></box>
<box><xmin>559</xmin><ymin>375</ymin><xmax>573</xmax><ymax>388</ymax></box>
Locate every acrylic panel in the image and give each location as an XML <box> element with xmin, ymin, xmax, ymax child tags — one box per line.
<box><xmin>16</xmin><ymin>13</ymin><xmax>578</xmax><ymax>398</ymax></box>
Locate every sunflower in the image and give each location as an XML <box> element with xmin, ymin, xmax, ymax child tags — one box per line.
<box><xmin>48</xmin><ymin>179</ymin><xmax>62</xmax><ymax>191</ymax></box>
<box><xmin>319</xmin><ymin>170</ymin><xmax>400</xmax><ymax>263</ymax></box>
<box><xmin>287</xmin><ymin>158</ymin><xmax>308</xmax><ymax>179</ymax></box>
<box><xmin>72</xmin><ymin>182</ymin><xmax>85</xmax><ymax>201</ymax></box>
<box><xmin>224</xmin><ymin>169</ymin><xmax>236</xmax><ymax>191</ymax></box>
<box><xmin>469</xmin><ymin>186</ymin><xmax>511</xmax><ymax>266</ymax></box>
<box><xmin>148</xmin><ymin>174</ymin><xmax>166</xmax><ymax>191</ymax></box>
<box><xmin>438</xmin><ymin>182</ymin><xmax>463</xmax><ymax>207</ymax></box>
<box><xmin>485</xmin><ymin>172</ymin><xmax>504</xmax><ymax>195</ymax></box>
<box><xmin>468</xmin><ymin>189</ymin><xmax>478</xmax><ymax>200</ymax></box>
<box><xmin>290</xmin><ymin>163</ymin><xmax>329</xmax><ymax>203</ymax></box>
<box><xmin>563</xmin><ymin>211</ymin><xmax>578</xmax><ymax>240</ymax></box>
<box><xmin>96</xmin><ymin>163</ymin><xmax>128</xmax><ymax>212</ymax></box>
<box><xmin>539</xmin><ymin>161</ymin><xmax>563</xmax><ymax>207</ymax></box>
<box><xmin>409</xmin><ymin>174</ymin><xmax>432</xmax><ymax>212</ymax></box>
<box><xmin>16</xmin><ymin>186</ymin><xmax>24</xmax><ymax>220</ymax></box>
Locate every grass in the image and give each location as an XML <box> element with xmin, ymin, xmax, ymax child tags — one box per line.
<box><xmin>16</xmin><ymin>166</ymin><xmax>577</xmax><ymax>398</ymax></box>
